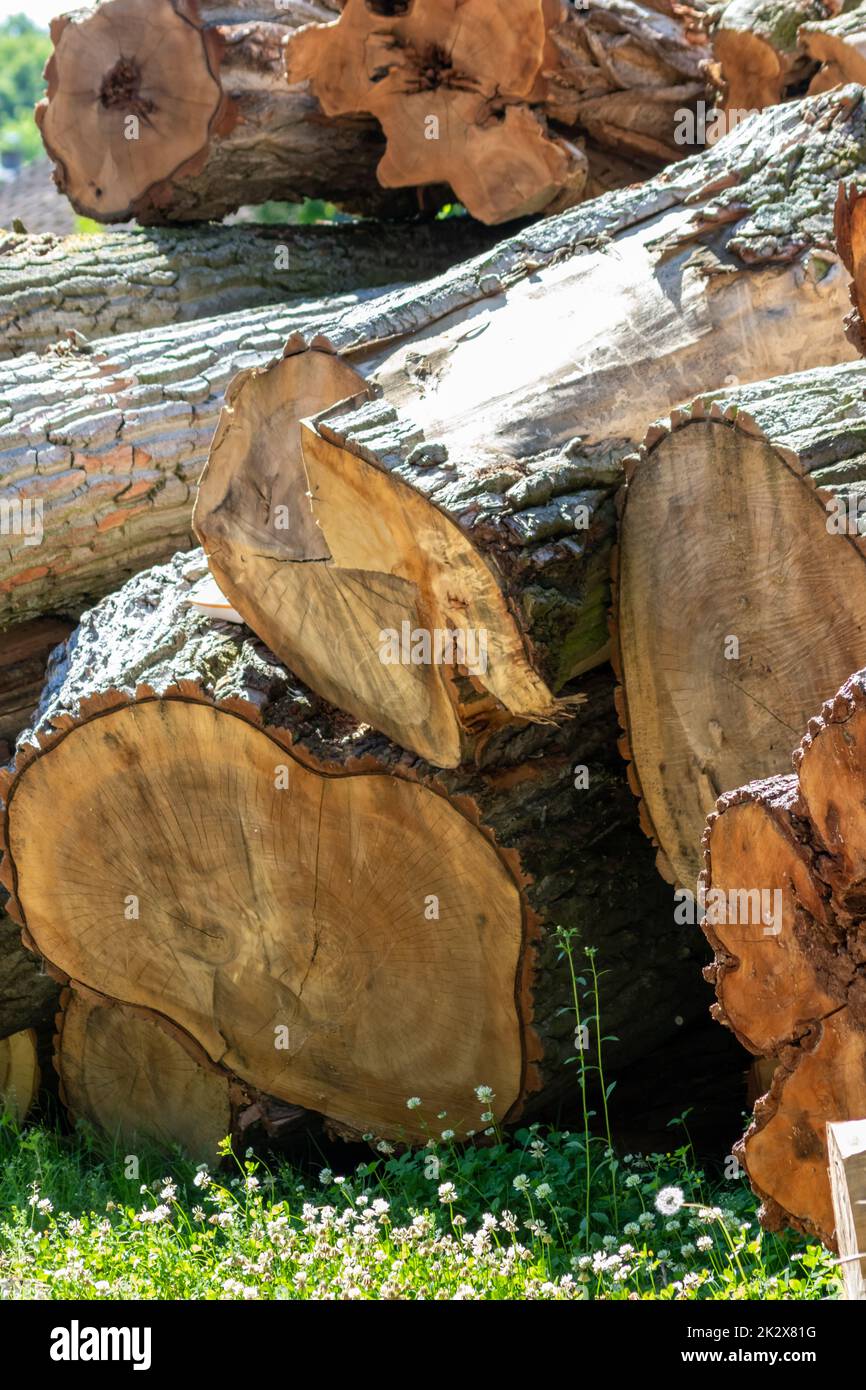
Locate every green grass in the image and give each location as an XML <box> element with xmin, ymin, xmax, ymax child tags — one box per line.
<box><xmin>0</xmin><ymin>1110</ymin><xmax>839</xmax><ymax>1301</ymax></box>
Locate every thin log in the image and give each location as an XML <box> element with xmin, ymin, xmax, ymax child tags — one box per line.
<box><xmin>0</xmin><ymin>552</ymin><xmax>699</xmax><ymax>1144</ymax></box>
<box><xmin>196</xmin><ymin>87</ymin><xmax>862</xmax><ymax>767</ymax></box>
<box><xmin>0</xmin><ymin>221</ymin><xmax>501</xmax><ymax>360</ymax></box>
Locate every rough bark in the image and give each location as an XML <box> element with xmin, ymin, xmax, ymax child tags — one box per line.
<box><xmin>701</xmin><ymin>664</ymin><xmax>866</xmax><ymax>1245</ymax></box>
<box><xmin>196</xmin><ymin>87</ymin><xmax>862</xmax><ymax>768</ymax></box>
<box><xmin>0</xmin><ymin>221</ymin><xmax>501</xmax><ymax>360</ymax></box>
<box><xmin>0</xmin><ymin>1027</ymin><xmax>38</xmax><ymax>1121</ymax></box>
<box><xmin>36</xmin><ymin>0</ymin><xmax>416</xmax><ymax>224</ymax></box>
<box><xmin>707</xmin><ymin>0</ymin><xmax>834</xmax><ymax>114</ymax></box>
<box><xmin>287</xmin><ymin>0</ymin><xmax>711</xmax><ymax>224</ymax></box>
<box><xmin>0</xmin><ymin>551</ymin><xmax>706</xmax><ymax>1145</ymax></box>
<box><xmin>615</xmin><ymin>358</ymin><xmax>866</xmax><ymax>888</ymax></box>
<box><xmin>0</xmin><ymin>286</ymin><xmax>389</xmax><ymax>632</ymax></box>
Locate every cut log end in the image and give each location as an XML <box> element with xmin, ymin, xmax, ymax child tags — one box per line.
<box><xmin>56</xmin><ymin>990</ymin><xmax>236</xmax><ymax>1164</ymax></box>
<box><xmin>194</xmin><ymin>342</ymin><xmax>562</xmax><ymax>768</ymax></box>
<box><xmin>617</xmin><ymin>407</ymin><xmax>866</xmax><ymax>886</ymax></box>
<box><xmin>0</xmin><ymin>1028</ymin><xmax>39</xmax><ymax>1122</ymax></box>
<box><xmin>286</xmin><ymin>0</ymin><xmax>588</xmax><ymax>224</ymax></box>
<box><xmin>702</xmin><ymin>668</ymin><xmax>866</xmax><ymax>1244</ymax></box>
<box><xmin>5</xmin><ymin>685</ymin><xmax>529</xmax><ymax>1143</ymax></box>
<box><xmin>37</xmin><ymin>0</ymin><xmax>224</xmax><ymax>221</ymax></box>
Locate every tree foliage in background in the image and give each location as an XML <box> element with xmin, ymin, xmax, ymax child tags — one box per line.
<box><xmin>0</xmin><ymin>15</ymin><xmax>50</xmax><ymax>165</ymax></box>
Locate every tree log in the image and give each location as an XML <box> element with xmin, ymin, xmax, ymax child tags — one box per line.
<box><xmin>196</xmin><ymin>87</ymin><xmax>862</xmax><ymax>768</ymax></box>
<box><xmin>615</xmin><ymin>358</ymin><xmax>866</xmax><ymax>888</ymax></box>
<box><xmin>803</xmin><ymin>2</ymin><xmax>866</xmax><ymax>94</ymax></box>
<box><xmin>0</xmin><ymin>551</ymin><xmax>702</xmax><ymax>1145</ymax></box>
<box><xmin>0</xmin><ymin>1027</ymin><xmax>39</xmax><ymax>1122</ymax></box>
<box><xmin>36</xmin><ymin>0</ymin><xmax>419</xmax><ymax>224</ymax></box>
<box><xmin>286</xmin><ymin>0</ymin><xmax>711</xmax><ymax>224</ymax></box>
<box><xmin>707</xmin><ymin>0</ymin><xmax>835</xmax><ymax>115</ymax></box>
<box><xmin>56</xmin><ymin>987</ymin><xmax>244</xmax><ymax>1162</ymax></box>
<box><xmin>0</xmin><ymin>221</ymin><xmax>501</xmax><ymax>360</ymax></box>
<box><xmin>701</xmin><ymin>663</ymin><xmax>866</xmax><ymax>1244</ymax></box>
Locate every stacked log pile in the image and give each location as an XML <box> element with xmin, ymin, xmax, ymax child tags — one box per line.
<box><xmin>11</xmin><ymin>0</ymin><xmax>866</xmax><ymax>1232</ymax></box>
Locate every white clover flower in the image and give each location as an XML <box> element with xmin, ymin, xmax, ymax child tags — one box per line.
<box><xmin>618</xmin><ymin>1243</ymin><xmax>635</xmax><ymax>1257</ymax></box>
<box><xmin>372</xmin><ymin>1198</ymin><xmax>390</xmax><ymax>1216</ymax></box>
<box><xmin>624</xmin><ymin>1174</ymin><xmax>641</xmax><ymax>1189</ymax></box>
<box><xmin>535</xmin><ymin>1183</ymin><xmax>553</xmax><ymax>1200</ymax></box>
<box><xmin>333</xmin><ymin>1175</ymin><xmax>346</xmax><ymax>1185</ymax></box>
<box><xmin>657</xmin><ymin>1249</ymin><xmax>670</xmax><ymax>1260</ymax></box>
<box><xmin>37</xmin><ymin>1198</ymin><xmax>53</xmax><ymax>1215</ymax></box>
<box><xmin>376</xmin><ymin>1140</ymin><xmax>395</xmax><ymax>1155</ymax></box>
<box><xmin>244</xmin><ymin>1175</ymin><xmax>260</xmax><ymax>1192</ymax></box>
<box><xmin>696</xmin><ymin>1234</ymin><xmax>713</xmax><ymax>1252</ymax></box>
<box><xmin>406</xmin><ymin>1097</ymin><xmax>422</xmax><ymax>1109</ymax></box>
<box><xmin>318</xmin><ymin>1168</ymin><xmax>333</xmax><ymax>1186</ymax></box>
<box><xmin>638</xmin><ymin>1211</ymin><xmax>654</xmax><ymax>1226</ymax></box>
<box><xmin>665</xmin><ymin>1220</ymin><xmax>680</xmax><ymax>1233</ymax></box>
<box><xmin>623</xmin><ymin>1221</ymin><xmax>640</xmax><ymax>1237</ymax></box>
<box><xmin>680</xmin><ymin>1243</ymin><xmax>696</xmax><ymax>1258</ymax></box>
<box><xmin>437</xmin><ymin>1182</ymin><xmax>458</xmax><ymax>1204</ymax></box>
<box><xmin>480</xmin><ymin>1111</ymin><xmax>494</xmax><ymax>1123</ymax></box>
<box><xmin>602</xmin><ymin>1235</ymin><xmax>617</xmax><ymax>1250</ymax></box>
<box><xmin>193</xmin><ymin>1168</ymin><xmax>211</xmax><ymax>1189</ymax></box>
<box><xmin>655</xmin><ymin>1186</ymin><xmax>685</xmax><ymax>1216</ymax></box>
<box><xmin>512</xmin><ymin>1174</ymin><xmax>530</xmax><ymax>1192</ymax></box>
<box><xmin>475</xmin><ymin>1085</ymin><xmax>494</xmax><ymax>1102</ymax></box>
<box><xmin>441</xmin><ymin>1129</ymin><xmax>455</xmax><ymax>1141</ymax></box>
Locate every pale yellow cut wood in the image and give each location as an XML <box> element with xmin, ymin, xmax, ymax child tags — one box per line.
<box><xmin>619</xmin><ymin>422</ymin><xmax>866</xmax><ymax>885</ymax></box>
<box><xmin>0</xmin><ymin>1028</ymin><xmax>39</xmax><ymax>1122</ymax></box>
<box><xmin>8</xmin><ymin>697</ymin><xmax>524</xmax><ymax>1142</ymax></box>
<box><xmin>58</xmin><ymin>991</ymin><xmax>233</xmax><ymax>1164</ymax></box>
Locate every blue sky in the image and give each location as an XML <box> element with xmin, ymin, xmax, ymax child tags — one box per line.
<box><xmin>0</xmin><ymin>2</ymin><xmax>62</xmax><ymax>27</ymax></box>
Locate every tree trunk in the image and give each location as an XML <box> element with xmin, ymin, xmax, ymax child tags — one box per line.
<box><xmin>707</xmin><ymin>0</ymin><xmax>832</xmax><ymax>114</ymax></box>
<box><xmin>0</xmin><ymin>1027</ymin><xmax>39</xmax><ymax>1122</ymax></box>
<box><xmin>287</xmin><ymin>0</ymin><xmax>711</xmax><ymax>224</ymax></box>
<box><xmin>0</xmin><ymin>551</ymin><xmax>705</xmax><ymax>1146</ymax></box>
<box><xmin>615</xmin><ymin>358</ymin><xmax>866</xmax><ymax>889</ymax></box>
<box><xmin>36</xmin><ymin>0</ymin><xmax>417</xmax><ymax>224</ymax></box>
<box><xmin>0</xmin><ymin>221</ymin><xmax>501</xmax><ymax>360</ymax></box>
<box><xmin>196</xmin><ymin>86</ymin><xmax>862</xmax><ymax>769</ymax></box>
<box><xmin>701</xmin><ymin>662</ymin><xmax>866</xmax><ymax>1245</ymax></box>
